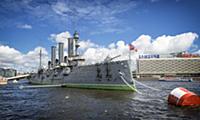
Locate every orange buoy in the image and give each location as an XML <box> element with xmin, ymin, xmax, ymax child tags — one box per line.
<box><xmin>168</xmin><ymin>87</ymin><xmax>200</xmax><ymax>106</ymax></box>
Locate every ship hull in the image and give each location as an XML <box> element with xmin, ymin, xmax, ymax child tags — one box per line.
<box><xmin>29</xmin><ymin>60</ymin><xmax>135</xmax><ymax>91</ymax></box>
<box><xmin>61</xmin><ymin>83</ymin><xmax>134</xmax><ymax>91</ymax></box>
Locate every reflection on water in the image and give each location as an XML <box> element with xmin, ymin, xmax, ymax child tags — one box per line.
<box><xmin>0</xmin><ymin>79</ymin><xmax>200</xmax><ymax>120</ymax></box>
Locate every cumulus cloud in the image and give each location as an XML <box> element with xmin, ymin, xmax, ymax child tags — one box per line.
<box><xmin>50</xmin><ymin>31</ymin><xmax>71</xmax><ymax>48</ymax></box>
<box><xmin>0</xmin><ymin>45</ymin><xmax>48</xmax><ymax>73</ymax></box>
<box><xmin>49</xmin><ymin>31</ymin><xmax>199</xmax><ymax>65</ymax></box>
<box><xmin>84</xmin><ymin>32</ymin><xmax>198</xmax><ymax>64</ymax></box>
<box><xmin>17</xmin><ymin>24</ymin><xmax>32</xmax><ymax>29</ymax></box>
<box><xmin>50</xmin><ymin>31</ymin><xmax>136</xmax><ymax>64</ymax></box>
<box><xmin>82</xmin><ymin>40</ymin><xmax>130</xmax><ymax>64</ymax></box>
<box><xmin>50</xmin><ymin>31</ymin><xmax>99</xmax><ymax>50</ymax></box>
<box><xmin>132</xmin><ymin>32</ymin><xmax>198</xmax><ymax>54</ymax></box>
<box><xmin>79</xmin><ymin>40</ymin><xmax>99</xmax><ymax>50</ymax></box>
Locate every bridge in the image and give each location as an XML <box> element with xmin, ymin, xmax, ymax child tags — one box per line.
<box><xmin>6</xmin><ymin>74</ymin><xmax>30</xmax><ymax>81</ymax></box>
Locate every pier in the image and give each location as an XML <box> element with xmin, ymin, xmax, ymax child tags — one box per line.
<box><xmin>6</xmin><ymin>74</ymin><xmax>30</xmax><ymax>81</ymax></box>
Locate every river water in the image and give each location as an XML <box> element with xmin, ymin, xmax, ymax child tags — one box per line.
<box><xmin>0</xmin><ymin>79</ymin><xmax>200</xmax><ymax>120</ymax></box>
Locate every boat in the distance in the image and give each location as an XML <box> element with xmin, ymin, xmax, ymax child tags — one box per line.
<box><xmin>159</xmin><ymin>77</ymin><xmax>193</xmax><ymax>82</ymax></box>
<box><xmin>0</xmin><ymin>76</ymin><xmax>7</xmax><ymax>85</ymax></box>
<box><xmin>28</xmin><ymin>31</ymin><xmax>136</xmax><ymax>91</ymax></box>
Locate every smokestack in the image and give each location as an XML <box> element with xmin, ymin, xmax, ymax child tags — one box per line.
<box><xmin>68</xmin><ymin>38</ymin><xmax>76</xmax><ymax>57</ymax></box>
<box><xmin>51</xmin><ymin>46</ymin><xmax>56</xmax><ymax>68</ymax></box>
<box><xmin>58</xmin><ymin>42</ymin><xmax>64</xmax><ymax>63</ymax></box>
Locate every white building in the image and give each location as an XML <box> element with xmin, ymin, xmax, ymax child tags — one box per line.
<box><xmin>135</xmin><ymin>57</ymin><xmax>200</xmax><ymax>78</ymax></box>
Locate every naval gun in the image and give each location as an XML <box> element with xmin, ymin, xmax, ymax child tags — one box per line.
<box><xmin>103</xmin><ymin>55</ymin><xmax>121</xmax><ymax>63</ymax></box>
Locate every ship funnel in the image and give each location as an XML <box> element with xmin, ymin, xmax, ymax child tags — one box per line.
<box><xmin>68</xmin><ymin>31</ymin><xmax>80</xmax><ymax>57</ymax></box>
<box><xmin>51</xmin><ymin>46</ymin><xmax>56</xmax><ymax>68</ymax></box>
<box><xmin>68</xmin><ymin>38</ymin><xmax>75</xmax><ymax>57</ymax></box>
<box><xmin>58</xmin><ymin>42</ymin><xmax>64</xmax><ymax>64</ymax></box>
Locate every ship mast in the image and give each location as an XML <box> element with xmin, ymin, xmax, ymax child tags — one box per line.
<box><xmin>39</xmin><ymin>49</ymin><xmax>42</xmax><ymax>70</ymax></box>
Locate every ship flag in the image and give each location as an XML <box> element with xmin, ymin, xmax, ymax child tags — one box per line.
<box><xmin>129</xmin><ymin>44</ymin><xmax>137</xmax><ymax>52</ymax></box>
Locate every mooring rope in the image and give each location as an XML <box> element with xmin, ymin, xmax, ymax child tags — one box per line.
<box><xmin>133</xmin><ymin>80</ymin><xmax>160</xmax><ymax>91</ymax></box>
<box><xmin>120</xmin><ymin>75</ymin><xmax>142</xmax><ymax>94</ymax></box>
<box><xmin>119</xmin><ymin>72</ymin><xmax>142</xmax><ymax>94</ymax></box>
<box><xmin>119</xmin><ymin>72</ymin><xmax>160</xmax><ymax>93</ymax></box>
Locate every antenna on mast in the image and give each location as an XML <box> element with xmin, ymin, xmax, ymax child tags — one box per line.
<box><xmin>39</xmin><ymin>49</ymin><xmax>42</xmax><ymax>70</ymax></box>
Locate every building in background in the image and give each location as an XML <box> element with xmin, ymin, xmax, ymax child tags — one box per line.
<box><xmin>134</xmin><ymin>53</ymin><xmax>200</xmax><ymax>78</ymax></box>
<box><xmin>0</xmin><ymin>68</ymin><xmax>17</xmax><ymax>77</ymax></box>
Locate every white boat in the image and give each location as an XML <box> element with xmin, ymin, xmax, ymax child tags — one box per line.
<box><xmin>0</xmin><ymin>76</ymin><xmax>8</xmax><ymax>85</ymax></box>
<box><xmin>159</xmin><ymin>77</ymin><xmax>193</xmax><ymax>82</ymax></box>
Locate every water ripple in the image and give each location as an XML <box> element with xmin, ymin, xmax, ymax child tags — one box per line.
<box><xmin>0</xmin><ymin>79</ymin><xmax>199</xmax><ymax>120</ymax></box>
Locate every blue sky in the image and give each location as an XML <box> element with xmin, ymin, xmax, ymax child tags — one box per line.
<box><xmin>0</xmin><ymin>0</ymin><xmax>200</xmax><ymax>71</ymax></box>
<box><xmin>0</xmin><ymin>0</ymin><xmax>199</xmax><ymax>53</ymax></box>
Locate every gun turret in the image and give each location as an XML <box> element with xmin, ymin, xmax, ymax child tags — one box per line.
<box><xmin>104</xmin><ymin>55</ymin><xmax>121</xmax><ymax>63</ymax></box>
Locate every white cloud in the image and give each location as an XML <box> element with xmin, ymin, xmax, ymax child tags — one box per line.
<box><xmin>49</xmin><ymin>31</ymin><xmax>199</xmax><ymax>65</ymax></box>
<box><xmin>17</xmin><ymin>24</ymin><xmax>32</xmax><ymax>29</ymax></box>
<box><xmin>0</xmin><ymin>45</ymin><xmax>48</xmax><ymax>73</ymax></box>
<box><xmin>83</xmin><ymin>32</ymin><xmax>199</xmax><ymax>64</ymax></box>
<box><xmin>0</xmin><ymin>45</ymin><xmax>22</xmax><ymax>64</ymax></box>
<box><xmin>50</xmin><ymin>31</ymin><xmax>71</xmax><ymax>48</ymax></box>
<box><xmin>82</xmin><ymin>40</ymin><xmax>130</xmax><ymax>64</ymax></box>
<box><xmin>132</xmin><ymin>32</ymin><xmax>198</xmax><ymax>54</ymax></box>
<box><xmin>49</xmin><ymin>31</ymin><xmax>127</xmax><ymax>64</ymax></box>
<box><xmin>108</xmin><ymin>43</ymin><xmax>116</xmax><ymax>49</ymax></box>
<box><xmin>79</xmin><ymin>40</ymin><xmax>99</xmax><ymax>50</ymax></box>
<box><xmin>50</xmin><ymin>31</ymin><xmax>99</xmax><ymax>50</ymax></box>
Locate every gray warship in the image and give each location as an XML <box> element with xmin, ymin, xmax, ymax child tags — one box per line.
<box><xmin>29</xmin><ymin>31</ymin><xmax>136</xmax><ymax>91</ymax></box>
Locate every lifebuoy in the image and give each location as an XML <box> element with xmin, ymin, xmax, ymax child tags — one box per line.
<box><xmin>168</xmin><ymin>87</ymin><xmax>200</xmax><ymax>106</ymax></box>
